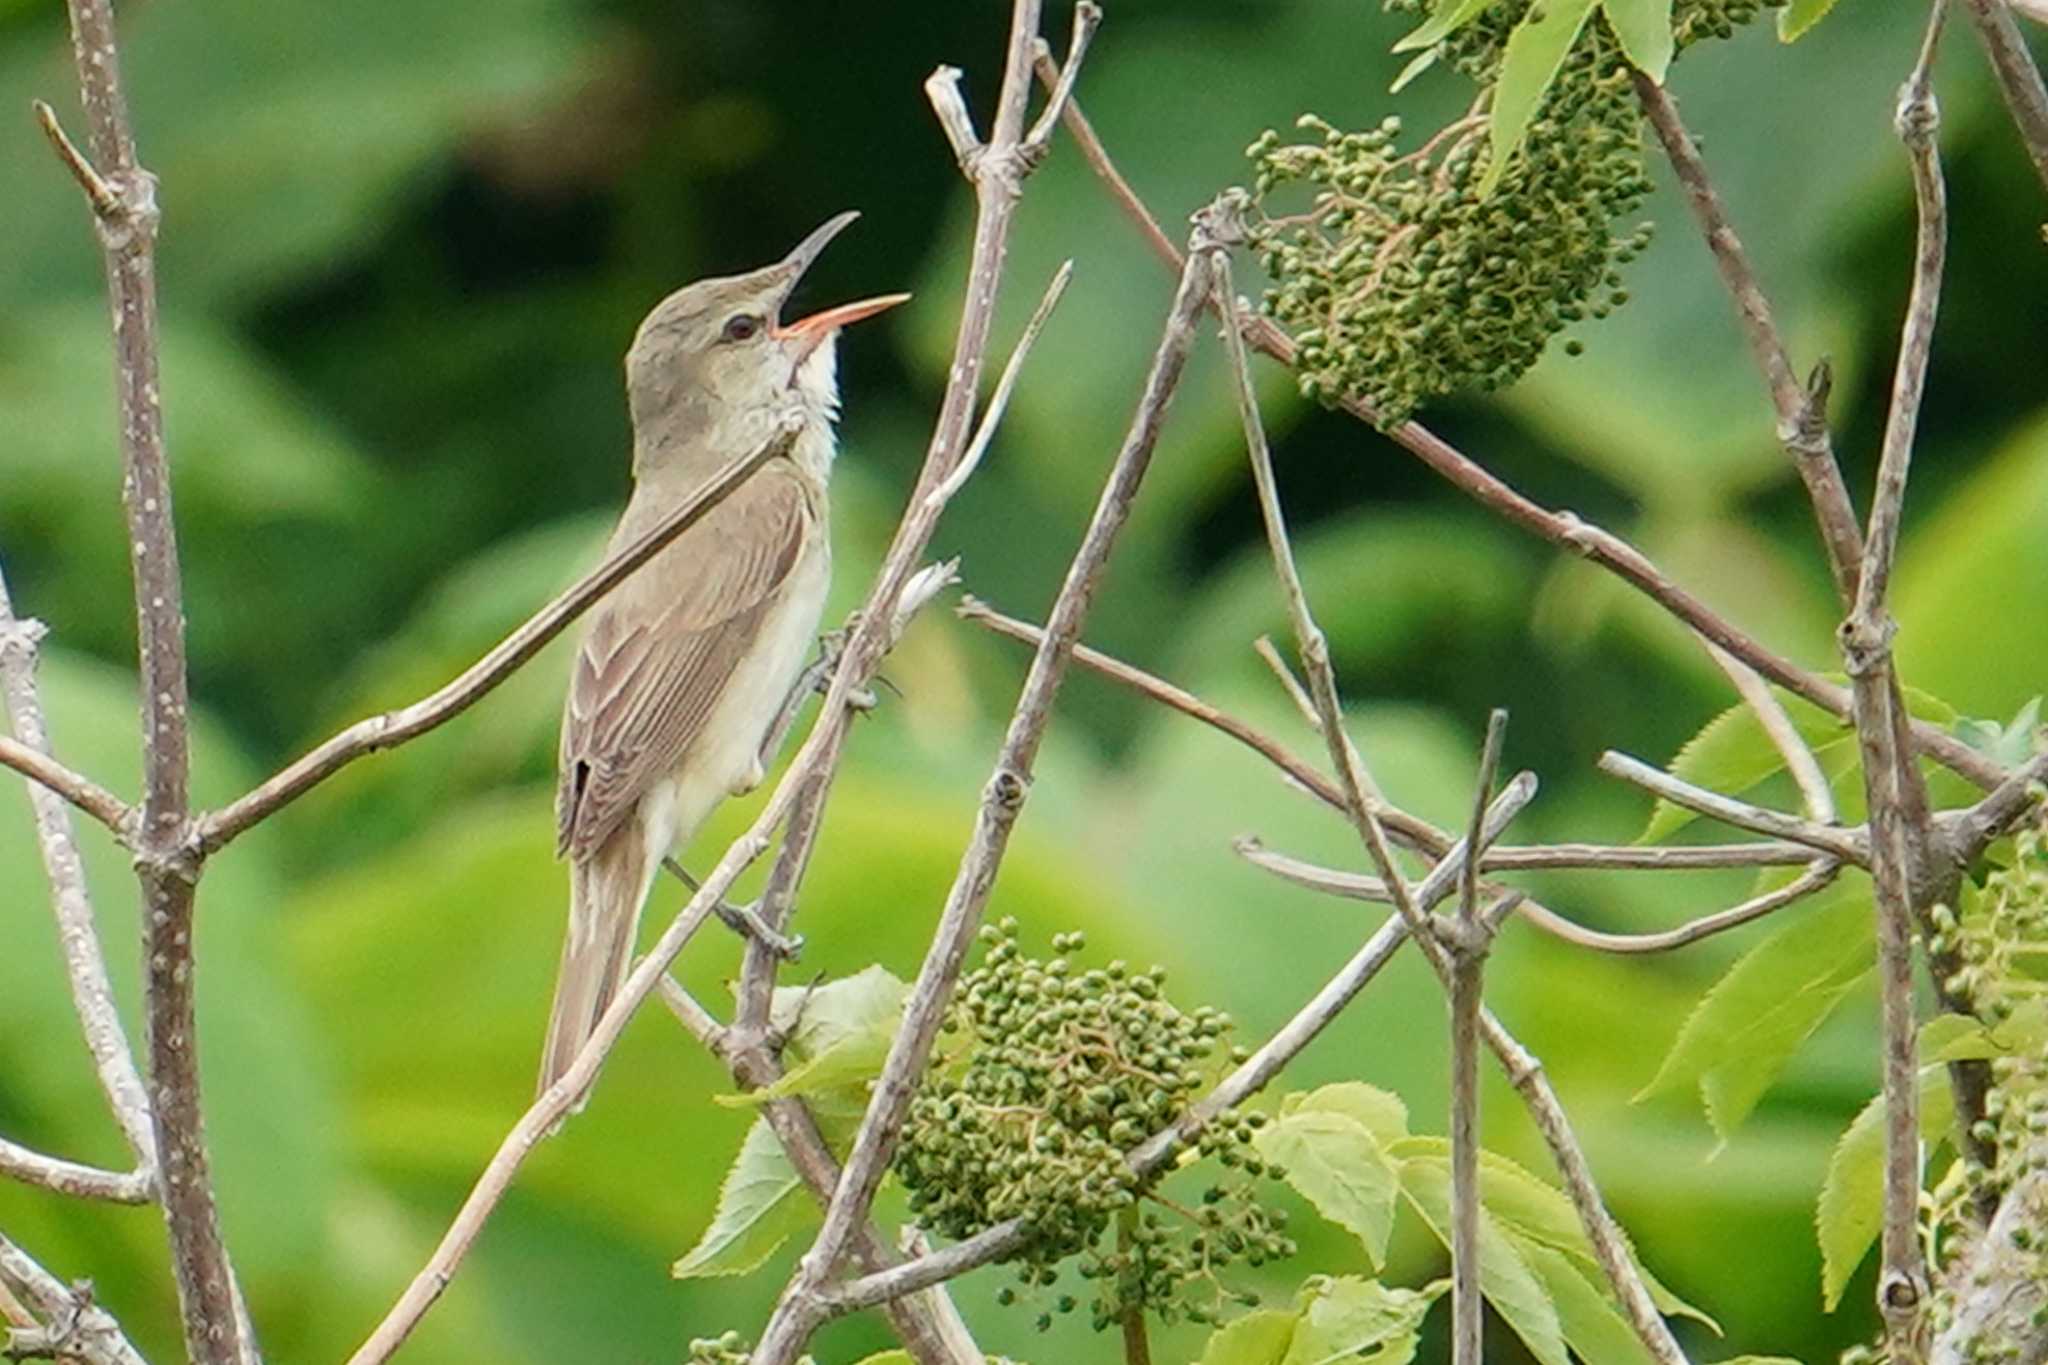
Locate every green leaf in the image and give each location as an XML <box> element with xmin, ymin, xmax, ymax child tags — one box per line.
<box><xmin>1601</xmin><ymin>0</ymin><xmax>1674</xmax><ymax>81</ymax></box>
<box><xmin>1285</xmin><ymin>1082</ymin><xmax>1413</xmax><ymax>1146</ymax></box>
<box><xmin>1390</xmin><ymin>1140</ymin><xmax>1716</xmax><ymax>1330</ymax></box>
<box><xmin>724</xmin><ymin>967</ymin><xmax>909</xmax><ymax>1113</ymax></box>
<box><xmin>672</xmin><ymin>1119</ymin><xmax>812</xmax><ymax>1279</ymax></box>
<box><xmin>1816</xmin><ymin>1067</ymin><xmax>1955</xmax><ymax>1311</ymax></box>
<box><xmin>1521</xmin><ymin>1242</ymin><xmax>1660</xmax><ymax>1365</ymax></box>
<box><xmin>1389</xmin><ymin>48</ymin><xmax>1442</xmax><ymax>94</ymax></box>
<box><xmin>1393</xmin><ymin>0</ymin><xmax>1499</xmax><ymax>52</ymax></box>
<box><xmin>1479</xmin><ymin>0</ymin><xmax>1600</xmax><ymax>198</ymax></box>
<box><xmin>849</xmin><ymin>1354</ymin><xmax>916</xmax><ymax>1365</ymax></box>
<box><xmin>1918</xmin><ymin>1013</ymin><xmax>2000</xmax><ymax>1065</ymax></box>
<box><xmin>1199</xmin><ymin>1309</ymin><xmax>1301</xmax><ymax>1365</ymax></box>
<box><xmin>1396</xmin><ymin>1155</ymin><xmax>1571</xmax><ymax>1365</ymax></box>
<box><xmin>1282</xmin><ymin>1276</ymin><xmax>1444</xmax><ymax>1365</ymax></box>
<box><xmin>1777</xmin><ymin>0</ymin><xmax>1844</xmax><ymax>42</ymax></box>
<box><xmin>1638</xmin><ymin>881</ymin><xmax>1874</xmax><ymax>1137</ymax></box>
<box><xmin>1256</xmin><ymin>1111</ymin><xmax>1403</xmax><ymax>1267</ymax></box>
<box><xmin>1954</xmin><ymin>697</ymin><xmax>2044</xmax><ymax>768</ymax></box>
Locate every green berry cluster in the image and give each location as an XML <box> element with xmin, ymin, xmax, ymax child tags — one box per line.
<box><xmin>894</xmin><ymin>920</ymin><xmax>1291</xmax><ymax>1331</ymax></box>
<box><xmin>1244</xmin><ymin>0</ymin><xmax>1779</xmax><ymax>426</ymax></box>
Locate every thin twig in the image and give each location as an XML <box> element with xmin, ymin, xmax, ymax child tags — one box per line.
<box><xmin>1598</xmin><ymin>751</ymin><xmax>1867</xmax><ymax>863</ymax></box>
<box><xmin>1946</xmin><ymin>751</ymin><xmax>2048</xmax><ymax>865</ymax></box>
<box><xmin>0</xmin><ymin>1232</ymin><xmax>147</xmax><ymax>1365</ymax></box>
<box><xmin>0</xmin><ymin>575</ymin><xmax>156</xmax><ymax>1171</ymax></box>
<box><xmin>0</xmin><ymin>735</ymin><xmax>130</xmax><ymax>837</ymax></box>
<box><xmin>1450</xmin><ymin>710</ymin><xmax>1507</xmax><ymax>1365</ymax></box>
<box><xmin>925</xmin><ymin>262</ymin><xmax>1075</xmax><ymax>515</ymax></box>
<box><xmin>1022</xmin><ymin>2</ymin><xmax>1102</xmax><ymax>156</ymax></box>
<box><xmin>1849</xmin><ymin>7</ymin><xmax>1951</xmax><ymax>1335</ymax></box>
<box><xmin>1706</xmin><ymin>646</ymin><xmax>1836</xmax><ymax>824</ymax></box>
<box><xmin>200</xmin><ymin>428</ymin><xmax>796</xmax><ymax>852</ymax></box>
<box><xmin>752</xmin><ymin>216</ymin><xmax>1219</xmax><ymax>1365</ymax></box>
<box><xmin>1958</xmin><ymin>0</ymin><xmax>2048</xmax><ymax>194</ymax></box>
<box><xmin>44</xmin><ymin>0</ymin><xmax>245</xmax><ymax>1352</ymax></box>
<box><xmin>1242</xmin><ymin>842</ymin><xmax>1845</xmax><ymax>954</ymax></box>
<box><xmin>1253</xmin><ymin>635</ymin><xmax>1326</xmax><ymax>737</ymax></box>
<box><xmin>0</xmin><ymin>1139</ymin><xmax>151</xmax><ymax>1205</ymax></box>
<box><xmin>1631</xmin><ymin>74</ymin><xmax>1864</xmax><ymax>606</ymax></box>
<box><xmin>962</xmin><ymin>596</ymin><xmax>1827</xmax><ymax>875</ymax></box>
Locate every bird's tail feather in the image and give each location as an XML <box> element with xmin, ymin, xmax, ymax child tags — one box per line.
<box><xmin>539</xmin><ymin>820</ymin><xmax>653</xmax><ymax>1102</ymax></box>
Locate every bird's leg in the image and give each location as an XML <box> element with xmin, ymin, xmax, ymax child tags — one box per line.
<box><xmin>661</xmin><ymin>856</ymin><xmax>804</xmax><ymax>960</ymax></box>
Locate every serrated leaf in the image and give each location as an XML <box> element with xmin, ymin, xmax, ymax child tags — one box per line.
<box><xmin>1288</xmin><ymin>1082</ymin><xmax>1413</xmax><ymax>1146</ymax></box>
<box><xmin>1918</xmin><ymin>1013</ymin><xmax>1999</xmax><ymax>1064</ymax></box>
<box><xmin>1639</xmin><ymin>882</ymin><xmax>1874</xmax><ymax>1139</ymax></box>
<box><xmin>1816</xmin><ymin>1067</ymin><xmax>1954</xmax><ymax>1310</ymax></box>
<box><xmin>1396</xmin><ymin>1157</ymin><xmax>1571</xmax><ymax>1365</ymax></box>
<box><xmin>1283</xmin><ymin>1276</ymin><xmax>1444</xmax><ymax>1365</ymax></box>
<box><xmin>672</xmin><ymin>1119</ymin><xmax>811</xmax><ymax>1279</ymax></box>
<box><xmin>1601</xmin><ymin>0</ymin><xmax>1674</xmax><ymax>81</ymax></box>
<box><xmin>1256</xmin><ymin>1111</ymin><xmax>1402</xmax><ymax>1266</ymax></box>
<box><xmin>1393</xmin><ymin>0</ymin><xmax>1500</xmax><ymax>52</ymax></box>
<box><xmin>1521</xmin><ymin>1241</ymin><xmax>1660</xmax><ymax>1365</ymax></box>
<box><xmin>1777</xmin><ymin>0</ymin><xmax>1844</xmax><ymax>42</ymax></box>
<box><xmin>1390</xmin><ymin>1140</ymin><xmax>1716</xmax><ymax>1330</ymax></box>
<box><xmin>726</xmin><ymin>966</ymin><xmax>909</xmax><ymax>1112</ymax></box>
<box><xmin>1479</xmin><ymin>0</ymin><xmax>1600</xmax><ymax>198</ymax></box>
<box><xmin>1199</xmin><ymin>1309</ymin><xmax>1301</xmax><ymax>1365</ymax></box>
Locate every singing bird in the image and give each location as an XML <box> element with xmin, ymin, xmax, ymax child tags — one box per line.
<box><xmin>540</xmin><ymin>212</ymin><xmax>907</xmax><ymax>1095</ymax></box>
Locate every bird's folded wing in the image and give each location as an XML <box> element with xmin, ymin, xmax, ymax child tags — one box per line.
<box><xmin>556</xmin><ymin>466</ymin><xmax>813</xmax><ymax>862</ymax></box>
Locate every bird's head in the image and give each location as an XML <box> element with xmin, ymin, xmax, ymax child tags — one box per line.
<box><xmin>624</xmin><ymin>211</ymin><xmax>908</xmax><ymax>465</ymax></box>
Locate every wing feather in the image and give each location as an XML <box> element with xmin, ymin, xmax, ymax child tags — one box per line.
<box><xmin>556</xmin><ymin>466</ymin><xmax>812</xmax><ymax>861</ymax></box>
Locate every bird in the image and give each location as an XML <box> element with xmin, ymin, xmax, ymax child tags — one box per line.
<box><xmin>539</xmin><ymin>211</ymin><xmax>907</xmax><ymax>1097</ymax></box>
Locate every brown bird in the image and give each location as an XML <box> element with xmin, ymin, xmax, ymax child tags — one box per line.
<box><xmin>540</xmin><ymin>212</ymin><xmax>907</xmax><ymax>1096</ymax></box>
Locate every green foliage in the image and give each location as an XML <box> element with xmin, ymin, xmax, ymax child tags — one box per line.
<box><xmin>1640</xmin><ymin>879</ymin><xmax>1875</xmax><ymax>1139</ymax></box>
<box><xmin>895</xmin><ymin>924</ymin><xmax>1293</xmax><ymax>1332</ymax></box>
<box><xmin>672</xmin><ymin>1119</ymin><xmax>811</xmax><ymax>1280</ymax></box>
<box><xmin>1194</xmin><ymin>1275</ymin><xmax>1442</xmax><ymax>1364</ymax></box>
<box><xmin>1815</xmin><ymin>1066</ymin><xmax>1954</xmax><ymax>1312</ymax></box>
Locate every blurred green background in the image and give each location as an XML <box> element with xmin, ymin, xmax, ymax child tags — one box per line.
<box><xmin>2</xmin><ymin>0</ymin><xmax>2044</xmax><ymax>1361</ymax></box>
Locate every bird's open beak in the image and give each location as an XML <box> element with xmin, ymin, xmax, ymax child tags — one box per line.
<box><xmin>768</xmin><ymin>211</ymin><xmax>910</xmax><ymax>364</ymax></box>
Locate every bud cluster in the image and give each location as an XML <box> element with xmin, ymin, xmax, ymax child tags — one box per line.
<box><xmin>1244</xmin><ymin>0</ymin><xmax>1778</xmax><ymax>426</ymax></box>
<box><xmin>894</xmin><ymin>920</ymin><xmax>1292</xmax><ymax>1331</ymax></box>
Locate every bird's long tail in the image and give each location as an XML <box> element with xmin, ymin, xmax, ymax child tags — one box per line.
<box><xmin>539</xmin><ymin>819</ymin><xmax>655</xmax><ymax>1101</ymax></box>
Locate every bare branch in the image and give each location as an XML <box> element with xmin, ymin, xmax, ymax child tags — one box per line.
<box><xmin>925</xmin><ymin>261</ymin><xmax>1075</xmax><ymax>514</ymax></box>
<box><xmin>1946</xmin><ymin>752</ymin><xmax>2048</xmax><ymax>866</ymax></box>
<box><xmin>43</xmin><ymin>0</ymin><xmax>249</xmax><ymax>1348</ymax></box>
<box><xmin>1509</xmin><ymin>861</ymin><xmax>1841</xmax><ymax>955</ymax></box>
<box><xmin>1598</xmin><ymin>751</ymin><xmax>1868</xmax><ymax>863</ymax></box>
<box><xmin>1958</xmin><ymin>0</ymin><xmax>2048</xmax><ymax>194</ymax></box>
<box><xmin>1632</xmin><ymin>74</ymin><xmax>1864</xmax><ymax>605</ymax></box>
<box><xmin>199</xmin><ymin>428</ymin><xmax>796</xmax><ymax>852</ymax></box>
<box><xmin>1450</xmin><ymin>710</ymin><xmax>1508</xmax><ymax>1365</ymax></box>
<box><xmin>1022</xmin><ymin>3</ymin><xmax>1102</xmax><ymax>156</ymax></box>
<box><xmin>1848</xmin><ymin>10</ymin><xmax>1951</xmax><ymax>1334</ymax></box>
<box><xmin>0</xmin><ymin>1139</ymin><xmax>150</xmax><ymax>1205</ymax></box>
<box><xmin>0</xmin><ymin>1232</ymin><xmax>147</xmax><ymax>1365</ymax></box>
<box><xmin>0</xmin><ymin>736</ymin><xmax>130</xmax><ymax>838</ymax></box>
<box><xmin>0</xmin><ymin>576</ymin><xmax>156</xmax><ymax>1170</ymax></box>
<box><xmin>753</xmin><ymin>218</ymin><xmax>1219</xmax><ymax>1365</ymax></box>
<box><xmin>1030</xmin><ymin>49</ymin><xmax>1182</xmax><ymax>269</ymax></box>
<box><xmin>1707</xmin><ymin>646</ymin><xmax>1836</xmax><ymax>823</ymax></box>
<box><xmin>923</xmin><ymin>67</ymin><xmax>981</xmax><ymax>165</ymax></box>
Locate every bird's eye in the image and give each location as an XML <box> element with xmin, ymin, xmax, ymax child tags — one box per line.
<box><xmin>721</xmin><ymin>313</ymin><xmax>762</xmax><ymax>343</ymax></box>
